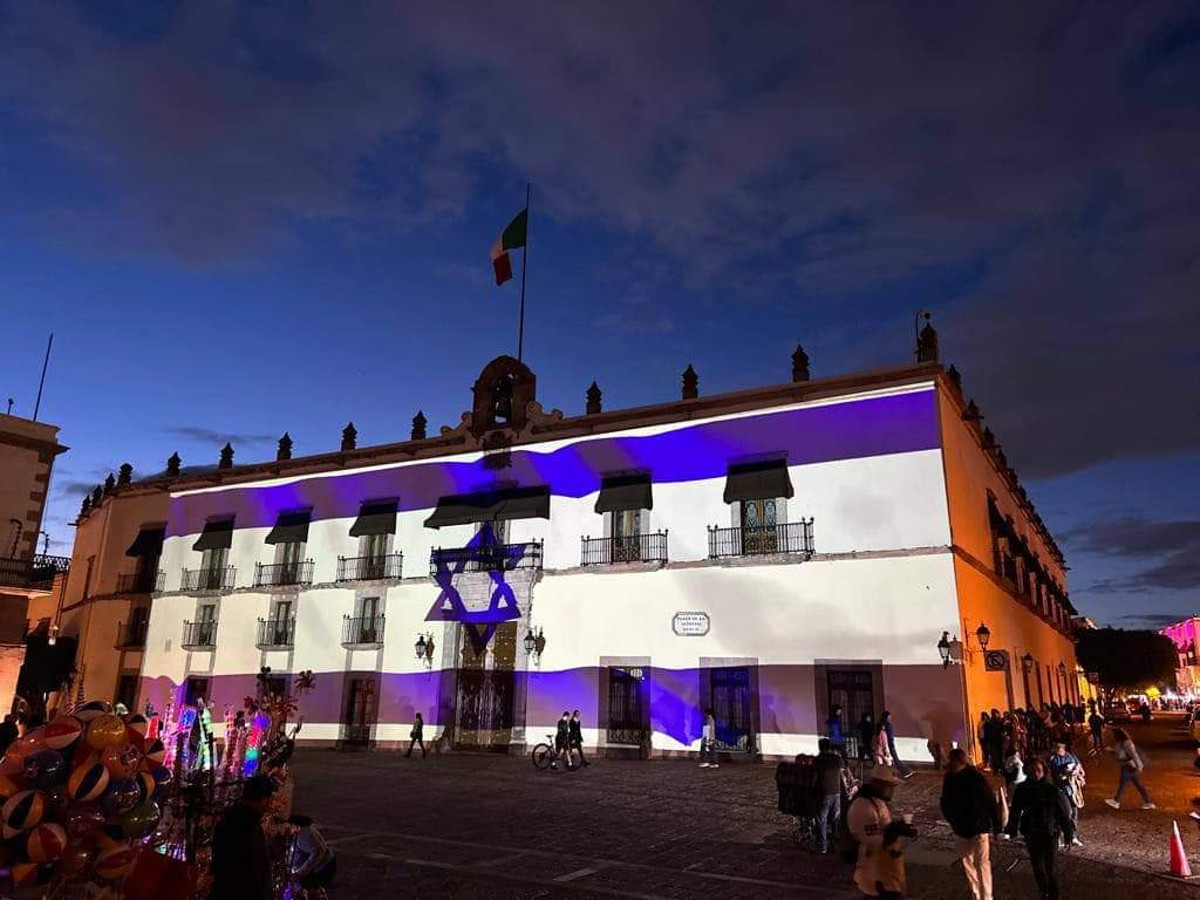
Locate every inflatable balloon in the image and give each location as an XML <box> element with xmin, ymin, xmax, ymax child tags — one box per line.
<box><xmin>85</xmin><ymin>715</ymin><xmax>126</xmax><ymax>751</ymax></box>
<box><xmin>101</xmin><ymin>778</ymin><xmax>140</xmax><ymax>817</ymax></box>
<box><xmin>11</xmin><ymin>861</ymin><xmax>41</xmax><ymax>887</ymax></box>
<box><xmin>126</xmin><ymin>715</ymin><xmax>149</xmax><ymax>740</ymax></box>
<box><xmin>0</xmin><ymin>775</ymin><xmax>26</xmax><ymax>800</ymax></box>
<box><xmin>0</xmin><ymin>755</ymin><xmax>25</xmax><ymax>777</ymax></box>
<box><xmin>6</xmin><ymin>732</ymin><xmax>45</xmax><ymax>762</ymax></box>
<box><xmin>22</xmin><ymin>750</ymin><xmax>66</xmax><ymax>790</ymax></box>
<box><xmin>140</xmin><ymin>738</ymin><xmax>165</xmax><ymax>767</ymax></box>
<box><xmin>42</xmin><ymin>716</ymin><xmax>83</xmax><ymax>751</ymax></box>
<box><xmin>61</xmin><ymin>804</ymin><xmax>105</xmax><ymax>840</ymax></box>
<box><xmin>67</xmin><ymin>762</ymin><xmax>109</xmax><ymax>803</ymax></box>
<box><xmin>25</xmin><ymin>822</ymin><xmax>67</xmax><ymax>862</ymax></box>
<box><xmin>100</xmin><ymin>742</ymin><xmax>142</xmax><ymax>779</ymax></box>
<box><xmin>118</xmin><ymin>801</ymin><xmax>159</xmax><ymax>840</ymax></box>
<box><xmin>94</xmin><ymin>842</ymin><xmax>136</xmax><ymax>880</ymax></box>
<box><xmin>1</xmin><ymin>790</ymin><xmax>45</xmax><ymax>838</ymax></box>
<box><xmin>74</xmin><ymin>701</ymin><xmax>111</xmax><ymax>723</ymax></box>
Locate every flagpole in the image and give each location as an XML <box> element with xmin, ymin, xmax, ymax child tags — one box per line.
<box><xmin>517</xmin><ymin>183</ymin><xmax>531</xmax><ymax>363</ymax></box>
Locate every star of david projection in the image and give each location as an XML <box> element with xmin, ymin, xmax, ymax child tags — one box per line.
<box><xmin>427</xmin><ymin>522</ymin><xmax>524</xmax><ymax>652</ymax></box>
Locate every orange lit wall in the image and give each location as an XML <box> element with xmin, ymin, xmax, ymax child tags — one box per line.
<box><xmin>936</xmin><ymin>380</ymin><xmax>1079</xmax><ymax>761</ymax></box>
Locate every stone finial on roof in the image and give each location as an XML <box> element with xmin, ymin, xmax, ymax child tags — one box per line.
<box><xmin>103</xmin><ymin>473</ymin><xmax>116</xmax><ymax>495</ymax></box>
<box><xmin>91</xmin><ymin>485</ymin><xmax>103</xmax><ymax>506</ymax></box>
<box><xmin>946</xmin><ymin>364</ymin><xmax>962</xmax><ymax>392</ymax></box>
<box><xmin>80</xmin><ymin>495</ymin><xmax>91</xmax><ymax>517</ymax></box>
<box><xmin>341</xmin><ymin>422</ymin><xmax>357</xmax><ymax>452</ymax></box>
<box><xmin>411</xmin><ymin>411</ymin><xmax>427</xmax><ymax>441</ymax></box>
<box><xmin>963</xmin><ymin>400</ymin><xmax>982</xmax><ymax>422</ymax></box>
<box><xmin>117</xmin><ymin>463</ymin><xmax>133</xmax><ymax>485</ymax></box>
<box><xmin>166</xmin><ymin>452</ymin><xmax>181</xmax><ymax>477</ymax></box>
<box><xmin>276</xmin><ymin>433</ymin><xmax>293</xmax><ymax>461</ymax></box>
<box><xmin>681</xmin><ymin>364</ymin><xmax>699</xmax><ymax>400</ymax></box>
<box><xmin>586</xmin><ymin>381</ymin><xmax>602</xmax><ymax>415</ymax></box>
<box><xmin>791</xmin><ymin>345</ymin><xmax>810</xmax><ymax>382</ymax></box>
<box><xmin>981</xmin><ymin>428</ymin><xmax>996</xmax><ymax>449</ymax></box>
<box><xmin>916</xmin><ymin>317</ymin><xmax>939</xmax><ymax>363</ymax></box>
<box><xmin>219</xmin><ymin>443</ymin><xmax>234</xmax><ymax>469</ymax></box>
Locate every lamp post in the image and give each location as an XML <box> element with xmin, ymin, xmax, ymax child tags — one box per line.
<box><xmin>975</xmin><ymin>623</ymin><xmax>991</xmax><ymax>652</ymax></box>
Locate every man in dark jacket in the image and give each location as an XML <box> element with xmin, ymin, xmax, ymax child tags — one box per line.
<box><xmin>212</xmin><ymin>775</ymin><xmax>276</xmax><ymax>900</ymax></box>
<box><xmin>940</xmin><ymin>748</ymin><xmax>1000</xmax><ymax>900</ymax></box>
<box><xmin>814</xmin><ymin>738</ymin><xmax>846</xmax><ymax>854</ymax></box>
<box><xmin>569</xmin><ymin>709</ymin><xmax>590</xmax><ymax>768</ymax></box>
<box><xmin>1006</xmin><ymin>758</ymin><xmax>1073</xmax><ymax>900</ymax></box>
<box><xmin>554</xmin><ymin>711</ymin><xmax>571</xmax><ymax>770</ymax></box>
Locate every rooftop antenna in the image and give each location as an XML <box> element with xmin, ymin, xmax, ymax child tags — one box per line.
<box><xmin>32</xmin><ymin>333</ymin><xmax>53</xmax><ymax>422</ymax></box>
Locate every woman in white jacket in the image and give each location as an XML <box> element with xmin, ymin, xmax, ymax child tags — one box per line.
<box><xmin>699</xmin><ymin>710</ymin><xmax>719</xmax><ymax>768</ymax></box>
<box><xmin>1105</xmin><ymin>728</ymin><xmax>1155</xmax><ymax>810</ymax></box>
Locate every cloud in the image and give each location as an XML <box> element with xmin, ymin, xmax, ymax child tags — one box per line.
<box><xmin>1066</xmin><ymin>517</ymin><xmax>1200</xmax><ymax>592</ymax></box>
<box><xmin>1</xmin><ymin>3</ymin><xmax>1198</xmax><ymax>480</ymax></box>
<box><xmin>1117</xmin><ymin>612</ymin><xmax>1185</xmax><ymax>628</ymax></box>
<box><xmin>164</xmin><ymin>427</ymin><xmax>276</xmax><ymax>448</ymax></box>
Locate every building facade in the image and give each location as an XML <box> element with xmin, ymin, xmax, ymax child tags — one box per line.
<box><xmin>1161</xmin><ymin>617</ymin><xmax>1200</xmax><ymax>697</ymax></box>
<box><xmin>130</xmin><ymin>343</ymin><xmax>1078</xmax><ymax>763</ymax></box>
<box><xmin>0</xmin><ymin>412</ymin><xmax>69</xmax><ymax>715</ymax></box>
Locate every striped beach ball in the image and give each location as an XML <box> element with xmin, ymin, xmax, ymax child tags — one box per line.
<box><xmin>135</xmin><ymin>771</ymin><xmax>156</xmax><ymax>804</ymax></box>
<box><xmin>26</xmin><ymin>822</ymin><xmax>68</xmax><ymax>862</ymax></box>
<box><xmin>0</xmin><ymin>775</ymin><xmax>26</xmax><ymax>800</ymax></box>
<box><xmin>67</xmin><ymin>762</ymin><xmax>110</xmax><ymax>803</ymax></box>
<box><xmin>74</xmin><ymin>701</ymin><xmax>111</xmax><ymax>723</ymax></box>
<box><xmin>43</xmin><ymin>716</ymin><xmax>84</xmax><ymax>751</ymax></box>
<box><xmin>140</xmin><ymin>739</ymin><xmax>165</xmax><ymax>767</ymax></box>
<box><xmin>94</xmin><ymin>842</ymin><xmax>137</xmax><ymax>879</ymax></box>
<box><xmin>11</xmin><ymin>861</ymin><xmax>41</xmax><ymax>887</ymax></box>
<box><xmin>2</xmin><ymin>790</ymin><xmax>45</xmax><ymax>838</ymax></box>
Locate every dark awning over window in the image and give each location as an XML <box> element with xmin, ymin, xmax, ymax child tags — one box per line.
<box><xmin>265</xmin><ymin>511</ymin><xmax>311</xmax><ymax>545</ymax></box>
<box><xmin>595</xmin><ymin>475</ymin><xmax>653</xmax><ymax>514</ymax></box>
<box><xmin>424</xmin><ymin>486</ymin><xmax>550</xmax><ymax>529</ymax></box>
<box><xmin>192</xmin><ymin>518</ymin><xmax>235</xmax><ymax>552</ymax></box>
<box><xmin>126</xmin><ymin>526</ymin><xmax>166</xmax><ymax>558</ymax></box>
<box><xmin>349</xmin><ymin>500</ymin><xmax>398</xmax><ymax>537</ymax></box>
<box><xmin>723</xmin><ymin>460</ymin><xmax>794</xmax><ymax>504</ymax></box>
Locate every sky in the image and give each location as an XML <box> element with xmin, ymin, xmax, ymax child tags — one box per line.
<box><xmin>0</xmin><ymin>2</ymin><xmax>1197</xmax><ymax>628</ymax></box>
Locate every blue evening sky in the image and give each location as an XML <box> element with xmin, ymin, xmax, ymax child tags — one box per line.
<box><xmin>1</xmin><ymin>3</ymin><xmax>1197</xmax><ymax>627</ymax></box>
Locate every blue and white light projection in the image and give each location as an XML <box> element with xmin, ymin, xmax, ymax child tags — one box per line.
<box><xmin>427</xmin><ymin>522</ymin><xmax>524</xmax><ymax>652</ymax></box>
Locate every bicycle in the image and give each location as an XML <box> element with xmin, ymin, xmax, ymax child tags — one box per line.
<box><xmin>531</xmin><ymin>734</ymin><xmax>575</xmax><ymax>770</ymax></box>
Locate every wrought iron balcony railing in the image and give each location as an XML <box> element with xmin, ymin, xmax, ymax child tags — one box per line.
<box><xmin>253</xmin><ymin>560</ymin><xmax>314</xmax><ymax>588</ymax></box>
<box><xmin>580</xmin><ymin>532</ymin><xmax>669</xmax><ymax>566</ymax></box>
<box><xmin>342</xmin><ymin>614</ymin><xmax>385</xmax><ymax>647</ymax></box>
<box><xmin>116</xmin><ymin>570</ymin><xmax>165</xmax><ymax>595</ymax></box>
<box><xmin>0</xmin><ymin>554</ymin><xmax>70</xmax><ymax>590</ymax></box>
<box><xmin>115</xmin><ymin>620</ymin><xmax>148</xmax><ymax>649</ymax></box>
<box><xmin>181</xmin><ymin>620</ymin><xmax>218</xmax><ymax>650</ymax></box>
<box><xmin>256</xmin><ymin>617</ymin><xmax>296</xmax><ymax>649</ymax></box>
<box><xmin>336</xmin><ymin>553</ymin><xmax>403</xmax><ymax>583</ymax></box>
<box><xmin>429</xmin><ymin>540</ymin><xmax>543</xmax><ymax>575</ymax></box>
<box><xmin>706</xmin><ymin>520</ymin><xmax>815</xmax><ymax>559</ymax></box>
<box><xmin>181</xmin><ymin>566</ymin><xmax>237</xmax><ymax>593</ymax></box>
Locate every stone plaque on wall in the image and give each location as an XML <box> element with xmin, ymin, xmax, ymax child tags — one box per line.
<box><xmin>672</xmin><ymin>611</ymin><xmax>710</xmax><ymax>637</ymax></box>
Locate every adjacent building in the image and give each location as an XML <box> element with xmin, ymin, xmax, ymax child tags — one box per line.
<box><xmin>120</xmin><ymin>333</ymin><xmax>1077</xmax><ymax>763</ymax></box>
<box><xmin>0</xmin><ymin>412</ymin><xmax>69</xmax><ymax>714</ymax></box>
<box><xmin>1161</xmin><ymin>616</ymin><xmax>1200</xmax><ymax>697</ymax></box>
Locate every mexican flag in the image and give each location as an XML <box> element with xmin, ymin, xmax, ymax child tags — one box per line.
<box><xmin>490</xmin><ymin>208</ymin><xmax>528</xmax><ymax>285</ymax></box>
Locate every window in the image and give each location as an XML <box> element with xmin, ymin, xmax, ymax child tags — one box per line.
<box><xmin>200</xmin><ymin>547</ymin><xmax>228</xmax><ymax>589</ymax></box>
<box><xmin>275</xmin><ymin>539</ymin><xmax>304</xmax><ymax>580</ymax></box>
<box><xmin>116</xmin><ymin>674</ymin><xmax>139</xmax><ymax>712</ymax></box>
<box><xmin>360</xmin><ymin>533</ymin><xmax>390</xmax><ymax>564</ymax></box>
<box><xmin>607</xmin><ymin>667</ymin><xmax>645</xmax><ymax>745</ymax></box>
<box><xmin>270</xmin><ymin>600</ymin><xmax>293</xmax><ymax>646</ymax></box>
<box><xmin>196</xmin><ymin>603</ymin><xmax>216</xmax><ymax>645</ymax></box>
<box><xmin>82</xmin><ymin>556</ymin><xmax>95</xmax><ymax>600</ymax></box>
<box><xmin>709</xmin><ymin>666</ymin><xmax>752</xmax><ymax>750</ymax></box>
<box><xmin>740</xmin><ymin>499</ymin><xmax>778</xmax><ymax>553</ymax></box>
<box><xmin>610</xmin><ymin>509</ymin><xmax>642</xmax><ymax>561</ymax></box>
<box><xmin>827</xmin><ymin>670</ymin><xmax>875</xmax><ymax>754</ymax></box>
<box><xmin>354</xmin><ymin>597</ymin><xmax>381</xmax><ymax>643</ymax></box>
<box><xmin>262</xmin><ymin>675</ymin><xmax>288</xmax><ymax>699</ymax></box>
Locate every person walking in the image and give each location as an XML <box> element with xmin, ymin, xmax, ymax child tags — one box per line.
<box><xmin>1006</xmin><ymin>758</ymin><xmax>1073</xmax><ymax>900</ymax></box>
<box><xmin>405</xmin><ymin>712</ymin><xmax>427</xmax><ymax>758</ymax></box>
<box><xmin>1047</xmin><ymin>741</ymin><xmax>1084</xmax><ymax>845</ymax></box>
<box><xmin>569</xmin><ymin>709</ymin><xmax>590</xmax><ymax>768</ymax></box>
<box><xmin>847</xmin><ymin>772</ymin><xmax>907</xmax><ymax>898</ymax></box>
<box><xmin>828</xmin><ymin>704</ymin><xmax>846</xmax><ymax>751</ymax></box>
<box><xmin>699</xmin><ymin>709</ymin><xmax>719</xmax><ymax>768</ymax></box>
<box><xmin>212</xmin><ymin>775</ymin><xmax>276</xmax><ymax>900</ymax></box>
<box><xmin>880</xmin><ymin>711</ymin><xmax>913</xmax><ymax>780</ymax></box>
<box><xmin>940</xmin><ymin>748</ymin><xmax>1000</xmax><ymax>900</ymax></box>
<box><xmin>814</xmin><ymin>738</ymin><xmax>846</xmax><ymax>854</ymax></box>
<box><xmin>554</xmin><ymin>711</ymin><xmax>571</xmax><ymax>770</ymax></box>
<box><xmin>1104</xmin><ymin>728</ymin><xmax>1155</xmax><ymax>809</ymax></box>
<box><xmin>1001</xmin><ymin>741</ymin><xmax>1026</xmax><ymax>803</ymax></box>
<box><xmin>858</xmin><ymin>713</ymin><xmax>876</xmax><ymax>763</ymax></box>
<box><xmin>983</xmin><ymin>710</ymin><xmax>1006</xmax><ymax>774</ymax></box>
<box><xmin>1087</xmin><ymin>708</ymin><xmax>1105</xmax><ymax>756</ymax></box>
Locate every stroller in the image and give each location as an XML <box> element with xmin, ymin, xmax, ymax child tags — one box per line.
<box><xmin>776</xmin><ymin>753</ymin><xmax>860</xmax><ymax>849</ymax></box>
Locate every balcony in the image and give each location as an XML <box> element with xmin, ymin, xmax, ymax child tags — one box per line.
<box><xmin>115</xmin><ymin>570</ymin><xmax>165</xmax><ymax>595</ymax></box>
<box><xmin>429</xmin><ymin>540</ymin><xmax>543</xmax><ymax>575</ymax></box>
<box><xmin>581</xmin><ymin>532</ymin><xmax>669</xmax><ymax>566</ymax></box>
<box><xmin>181</xmin><ymin>566</ymin><xmax>237</xmax><ymax>593</ymax></box>
<box><xmin>342</xmin><ymin>614</ymin><xmax>385</xmax><ymax>648</ymax></box>
<box><xmin>181</xmin><ymin>620</ymin><xmax>217</xmax><ymax>650</ymax></box>
<box><xmin>336</xmin><ymin>553</ymin><xmax>403</xmax><ymax>583</ymax></box>
<box><xmin>253</xmin><ymin>560</ymin><xmax>314</xmax><ymax>588</ymax></box>
<box><xmin>256</xmin><ymin>617</ymin><xmax>296</xmax><ymax>649</ymax></box>
<box><xmin>707</xmin><ymin>520</ymin><xmax>815</xmax><ymax>559</ymax></box>
<box><xmin>0</xmin><ymin>554</ymin><xmax>70</xmax><ymax>590</ymax></box>
<box><xmin>115</xmin><ymin>620</ymin><xmax>148</xmax><ymax>650</ymax></box>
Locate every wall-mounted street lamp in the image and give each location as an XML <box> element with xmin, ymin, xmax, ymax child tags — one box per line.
<box><xmin>414</xmin><ymin>633</ymin><xmax>435</xmax><ymax>668</ymax></box>
<box><xmin>524</xmin><ymin>627</ymin><xmax>546</xmax><ymax>666</ymax></box>
<box><xmin>48</xmin><ymin>623</ymin><xmax>59</xmax><ymax>647</ymax></box>
<box><xmin>1057</xmin><ymin>661</ymin><xmax>1067</xmax><ymax>679</ymax></box>
<box><xmin>975</xmin><ymin>623</ymin><xmax>991</xmax><ymax>651</ymax></box>
<box><xmin>1021</xmin><ymin>652</ymin><xmax>1034</xmax><ymax>674</ymax></box>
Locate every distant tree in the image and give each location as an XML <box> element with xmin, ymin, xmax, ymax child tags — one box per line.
<box><xmin>1075</xmin><ymin>627</ymin><xmax>1176</xmax><ymax>700</ymax></box>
